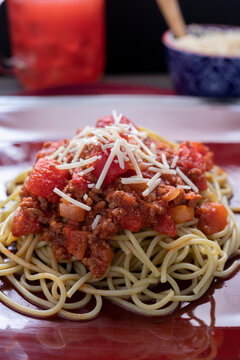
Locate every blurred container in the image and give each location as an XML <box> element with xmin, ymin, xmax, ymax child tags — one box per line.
<box><xmin>162</xmin><ymin>25</ymin><xmax>240</xmax><ymax>97</ymax></box>
<box><xmin>6</xmin><ymin>0</ymin><xmax>105</xmax><ymax>89</ymax></box>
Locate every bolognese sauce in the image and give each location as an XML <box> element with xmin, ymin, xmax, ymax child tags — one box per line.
<box><xmin>12</xmin><ymin>115</ymin><xmax>228</xmax><ymax>278</ymax></box>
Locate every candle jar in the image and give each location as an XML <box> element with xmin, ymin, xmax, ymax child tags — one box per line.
<box><xmin>6</xmin><ymin>0</ymin><xmax>105</xmax><ymax>89</ymax></box>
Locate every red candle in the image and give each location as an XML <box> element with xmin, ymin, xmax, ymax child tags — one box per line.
<box><xmin>7</xmin><ymin>0</ymin><xmax>105</xmax><ymax>89</ymax></box>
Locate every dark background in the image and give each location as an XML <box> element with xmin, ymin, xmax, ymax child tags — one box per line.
<box><xmin>1</xmin><ymin>0</ymin><xmax>240</xmax><ymax>74</ymax></box>
<box><xmin>106</xmin><ymin>0</ymin><xmax>240</xmax><ymax>73</ymax></box>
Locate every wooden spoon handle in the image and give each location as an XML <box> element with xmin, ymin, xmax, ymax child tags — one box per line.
<box><xmin>156</xmin><ymin>0</ymin><xmax>186</xmax><ymax>38</ymax></box>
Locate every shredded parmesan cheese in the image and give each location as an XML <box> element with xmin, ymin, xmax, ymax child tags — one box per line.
<box><xmin>176</xmin><ymin>167</ymin><xmax>199</xmax><ymax>193</ymax></box>
<box><xmin>72</xmin><ymin>143</ymin><xmax>86</xmax><ymax>162</ymax></box>
<box><xmin>137</xmin><ymin>150</ymin><xmax>166</xmax><ymax>169</ymax></box>
<box><xmin>83</xmin><ymin>194</ymin><xmax>88</xmax><ymax>201</ymax></box>
<box><xmin>47</xmin><ymin>146</ymin><xmax>65</xmax><ymax>160</ymax></box>
<box><xmin>46</xmin><ymin>111</ymin><xmax>200</xmax><ymax>205</ymax></box>
<box><xmin>142</xmin><ymin>178</ymin><xmax>161</xmax><ymax>197</ymax></box>
<box><xmin>94</xmin><ymin>131</ymin><xmax>108</xmax><ymax>144</ymax></box>
<box><xmin>121</xmin><ymin>139</ymin><xmax>142</xmax><ymax>177</ymax></box>
<box><xmin>56</xmin><ymin>156</ymin><xmax>98</xmax><ymax>170</ymax></box>
<box><xmin>112</xmin><ymin>109</ymin><xmax>123</xmax><ymax>125</ymax></box>
<box><xmin>177</xmin><ymin>185</ymin><xmax>191</xmax><ymax>190</ymax></box>
<box><xmin>53</xmin><ymin>188</ymin><xmax>91</xmax><ymax>211</ymax></box>
<box><xmin>79</xmin><ymin>166</ymin><xmax>94</xmax><ymax>176</ymax></box>
<box><xmin>95</xmin><ymin>140</ymin><xmax>120</xmax><ymax>189</ymax></box>
<box><xmin>88</xmin><ymin>184</ymin><xmax>95</xmax><ymax>189</ymax></box>
<box><xmin>133</xmin><ymin>135</ymin><xmax>154</xmax><ymax>157</ymax></box>
<box><xmin>175</xmin><ymin>27</ymin><xmax>240</xmax><ymax>56</ymax></box>
<box><xmin>150</xmin><ymin>142</ymin><xmax>156</xmax><ymax>155</ymax></box>
<box><xmin>148</xmin><ymin>167</ymin><xmax>176</xmax><ymax>175</ymax></box>
<box><xmin>121</xmin><ymin>177</ymin><xmax>149</xmax><ymax>184</ymax></box>
<box><xmin>170</xmin><ymin>155</ymin><xmax>179</xmax><ymax>169</ymax></box>
<box><xmin>92</xmin><ymin>215</ymin><xmax>101</xmax><ymax>230</ymax></box>
<box><xmin>147</xmin><ymin>172</ymin><xmax>161</xmax><ymax>187</ymax></box>
<box><xmin>161</xmin><ymin>153</ymin><xmax>169</xmax><ymax>169</ymax></box>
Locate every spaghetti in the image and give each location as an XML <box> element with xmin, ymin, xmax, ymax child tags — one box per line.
<box><xmin>0</xmin><ymin>112</ymin><xmax>239</xmax><ymax>320</ymax></box>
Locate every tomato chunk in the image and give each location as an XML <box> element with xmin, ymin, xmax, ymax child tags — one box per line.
<box><xmin>91</xmin><ymin>148</ymin><xmax>131</xmax><ymax>185</ymax></box>
<box><xmin>178</xmin><ymin>142</ymin><xmax>205</xmax><ymax>171</ymax></box>
<box><xmin>96</xmin><ymin>115</ymin><xmax>136</xmax><ymax>128</ymax></box>
<box><xmin>118</xmin><ymin>209</ymin><xmax>146</xmax><ymax>232</ymax></box>
<box><xmin>12</xmin><ymin>206</ymin><xmax>40</xmax><ymax>237</ymax></box>
<box><xmin>177</xmin><ymin>142</ymin><xmax>213</xmax><ymax>191</ymax></box>
<box><xmin>27</xmin><ymin>158</ymin><xmax>70</xmax><ymax>203</ymax></box>
<box><xmin>196</xmin><ymin>202</ymin><xmax>228</xmax><ymax>236</ymax></box>
<box><xmin>36</xmin><ymin>140</ymin><xmax>68</xmax><ymax>160</ymax></box>
<box><xmin>72</xmin><ymin>171</ymin><xmax>88</xmax><ymax>191</ymax></box>
<box><xmin>154</xmin><ymin>213</ymin><xmax>176</xmax><ymax>237</ymax></box>
<box><xmin>191</xmin><ymin>142</ymin><xmax>214</xmax><ymax>171</ymax></box>
<box><xmin>64</xmin><ymin>227</ymin><xmax>89</xmax><ymax>260</ymax></box>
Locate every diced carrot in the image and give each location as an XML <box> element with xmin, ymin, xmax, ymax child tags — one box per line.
<box><xmin>162</xmin><ymin>187</ymin><xmax>180</xmax><ymax>202</ymax></box>
<box><xmin>170</xmin><ymin>205</ymin><xmax>194</xmax><ymax>224</ymax></box>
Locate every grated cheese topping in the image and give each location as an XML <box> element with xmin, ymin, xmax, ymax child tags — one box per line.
<box><xmin>53</xmin><ymin>188</ymin><xmax>91</xmax><ymax>211</ymax></box>
<box><xmin>176</xmin><ymin>167</ymin><xmax>199</xmax><ymax>193</ymax></box>
<box><xmin>161</xmin><ymin>153</ymin><xmax>169</xmax><ymax>169</ymax></box>
<box><xmin>177</xmin><ymin>185</ymin><xmax>191</xmax><ymax>190</ymax></box>
<box><xmin>147</xmin><ymin>172</ymin><xmax>161</xmax><ymax>187</ymax></box>
<box><xmin>142</xmin><ymin>178</ymin><xmax>161</xmax><ymax>197</ymax></box>
<box><xmin>50</xmin><ymin>110</ymin><xmax>200</xmax><ymax>211</ymax></box>
<box><xmin>47</xmin><ymin>146</ymin><xmax>65</xmax><ymax>160</ymax></box>
<box><xmin>174</xmin><ymin>27</ymin><xmax>240</xmax><ymax>57</ymax></box>
<box><xmin>170</xmin><ymin>155</ymin><xmax>179</xmax><ymax>169</ymax></box>
<box><xmin>95</xmin><ymin>140</ymin><xmax>121</xmax><ymax>189</ymax></box>
<box><xmin>88</xmin><ymin>184</ymin><xmax>95</xmax><ymax>189</ymax></box>
<box><xmin>56</xmin><ymin>156</ymin><xmax>99</xmax><ymax>170</ymax></box>
<box><xmin>121</xmin><ymin>177</ymin><xmax>149</xmax><ymax>185</ymax></box>
<box><xmin>79</xmin><ymin>166</ymin><xmax>95</xmax><ymax>176</ymax></box>
<box><xmin>92</xmin><ymin>215</ymin><xmax>101</xmax><ymax>230</ymax></box>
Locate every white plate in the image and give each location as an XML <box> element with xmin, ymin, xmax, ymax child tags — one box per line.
<box><xmin>0</xmin><ymin>95</ymin><xmax>240</xmax><ymax>142</ymax></box>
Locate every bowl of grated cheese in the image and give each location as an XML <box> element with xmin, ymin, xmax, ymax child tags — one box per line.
<box><xmin>162</xmin><ymin>24</ymin><xmax>240</xmax><ymax>97</ymax></box>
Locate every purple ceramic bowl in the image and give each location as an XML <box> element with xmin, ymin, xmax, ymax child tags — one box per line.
<box><xmin>162</xmin><ymin>25</ymin><xmax>240</xmax><ymax>97</ymax></box>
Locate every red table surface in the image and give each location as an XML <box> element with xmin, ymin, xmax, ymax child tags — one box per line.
<box><xmin>0</xmin><ymin>140</ymin><xmax>239</xmax><ymax>360</ymax></box>
<box><xmin>13</xmin><ymin>82</ymin><xmax>175</xmax><ymax>97</ymax></box>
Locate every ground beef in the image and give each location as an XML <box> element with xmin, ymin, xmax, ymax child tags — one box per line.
<box><xmin>184</xmin><ymin>192</ymin><xmax>202</xmax><ymax>208</ymax></box>
<box><xmin>107</xmin><ymin>191</ymin><xmax>136</xmax><ymax>209</ymax></box>
<box><xmin>65</xmin><ymin>228</ymin><xmax>90</xmax><ymax>260</ymax></box>
<box><xmin>94</xmin><ymin>217</ymin><xmax>119</xmax><ymax>240</ymax></box>
<box><xmin>107</xmin><ymin>190</ymin><xmax>167</xmax><ymax>232</ymax></box>
<box><xmin>82</xmin><ymin>240</ymin><xmax>114</xmax><ymax>278</ymax></box>
<box><xmin>93</xmin><ymin>200</ymin><xmax>107</xmax><ymax>215</ymax></box>
<box><xmin>188</xmin><ymin>168</ymin><xmax>203</xmax><ymax>182</ymax></box>
<box><xmin>12</xmin><ymin>198</ymin><xmax>41</xmax><ymax>237</ymax></box>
